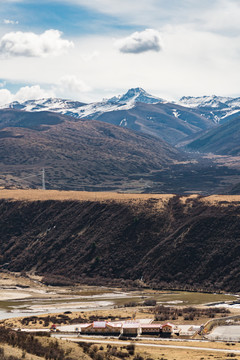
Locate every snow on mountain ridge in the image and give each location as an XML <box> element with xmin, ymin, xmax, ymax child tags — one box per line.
<box><xmin>1</xmin><ymin>88</ymin><xmax>166</xmax><ymax>119</ymax></box>
<box><xmin>1</xmin><ymin>89</ymin><xmax>240</xmax><ymax>126</ymax></box>
<box><xmin>179</xmin><ymin>95</ymin><xmax>234</xmax><ymax>108</ymax></box>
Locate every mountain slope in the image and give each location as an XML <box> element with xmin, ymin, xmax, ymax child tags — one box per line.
<box><xmin>185</xmin><ymin>116</ymin><xmax>240</xmax><ymax>155</ymax></box>
<box><xmin>0</xmin><ymin>108</ymin><xmax>69</xmax><ymax>130</ymax></box>
<box><xmin>0</xmin><ymin>194</ymin><xmax>240</xmax><ymax>292</ymax></box>
<box><xmin>93</xmin><ymin>101</ymin><xmax>215</xmax><ymax>145</ymax></box>
<box><xmin>0</xmin><ymin>109</ymin><xmax>183</xmax><ymax>192</ymax></box>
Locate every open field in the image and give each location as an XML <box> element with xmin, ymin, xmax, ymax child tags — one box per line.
<box><xmin>1</xmin><ymin>188</ymin><xmax>240</xmax><ymax>205</ymax></box>
<box><xmin>53</xmin><ymin>337</ymin><xmax>240</xmax><ymax>360</ymax></box>
<box><xmin>0</xmin><ymin>188</ymin><xmax>174</xmax><ymax>204</ymax></box>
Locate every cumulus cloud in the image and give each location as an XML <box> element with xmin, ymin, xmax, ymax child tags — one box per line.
<box><xmin>0</xmin><ymin>89</ymin><xmax>13</xmax><ymax>106</ymax></box>
<box><xmin>0</xmin><ymin>29</ymin><xmax>74</xmax><ymax>58</ymax></box>
<box><xmin>0</xmin><ymin>85</ymin><xmax>55</xmax><ymax>106</ymax></box>
<box><xmin>58</xmin><ymin>75</ymin><xmax>91</xmax><ymax>93</ymax></box>
<box><xmin>3</xmin><ymin>19</ymin><xmax>19</xmax><ymax>25</ymax></box>
<box><xmin>15</xmin><ymin>85</ymin><xmax>55</xmax><ymax>102</ymax></box>
<box><xmin>0</xmin><ymin>79</ymin><xmax>91</xmax><ymax>106</ymax></box>
<box><xmin>115</xmin><ymin>29</ymin><xmax>162</xmax><ymax>54</ymax></box>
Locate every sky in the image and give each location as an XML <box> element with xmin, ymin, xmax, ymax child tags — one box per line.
<box><xmin>0</xmin><ymin>0</ymin><xmax>240</xmax><ymax>104</ymax></box>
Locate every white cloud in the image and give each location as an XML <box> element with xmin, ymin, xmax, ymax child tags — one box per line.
<box><xmin>0</xmin><ymin>85</ymin><xmax>55</xmax><ymax>106</ymax></box>
<box><xmin>3</xmin><ymin>19</ymin><xmax>19</xmax><ymax>25</ymax></box>
<box><xmin>58</xmin><ymin>75</ymin><xmax>91</xmax><ymax>93</ymax></box>
<box><xmin>0</xmin><ymin>89</ymin><xmax>13</xmax><ymax>106</ymax></box>
<box><xmin>15</xmin><ymin>85</ymin><xmax>55</xmax><ymax>102</ymax></box>
<box><xmin>198</xmin><ymin>0</ymin><xmax>240</xmax><ymax>35</ymax></box>
<box><xmin>0</xmin><ymin>29</ymin><xmax>74</xmax><ymax>58</ymax></box>
<box><xmin>115</xmin><ymin>29</ymin><xmax>162</xmax><ymax>54</ymax></box>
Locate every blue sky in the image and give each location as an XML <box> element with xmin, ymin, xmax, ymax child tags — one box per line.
<box><xmin>0</xmin><ymin>0</ymin><xmax>240</xmax><ymax>104</ymax></box>
<box><xmin>0</xmin><ymin>1</ymin><xmax>138</xmax><ymax>35</ymax></box>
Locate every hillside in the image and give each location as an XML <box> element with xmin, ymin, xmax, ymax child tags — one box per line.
<box><xmin>0</xmin><ymin>191</ymin><xmax>240</xmax><ymax>292</ymax></box>
<box><xmin>0</xmin><ymin>109</ymin><xmax>184</xmax><ymax>192</ymax></box>
<box><xmin>91</xmin><ymin>101</ymin><xmax>214</xmax><ymax>145</ymax></box>
<box><xmin>185</xmin><ymin>116</ymin><xmax>240</xmax><ymax>155</ymax></box>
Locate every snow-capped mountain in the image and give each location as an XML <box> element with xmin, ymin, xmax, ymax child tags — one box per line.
<box><xmin>3</xmin><ymin>89</ymin><xmax>240</xmax><ymax>125</ymax></box>
<box><xmin>3</xmin><ymin>88</ymin><xmax>165</xmax><ymax>120</ymax></box>
<box><xmin>7</xmin><ymin>98</ymin><xmax>87</xmax><ymax>119</ymax></box>
<box><xmin>179</xmin><ymin>95</ymin><xmax>240</xmax><ymax>123</ymax></box>
<box><xmin>1</xmin><ymin>88</ymin><xmax>240</xmax><ymax>145</ymax></box>
<box><xmin>108</xmin><ymin>87</ymin><xmax>165</xmax><ymax>105</ymax></box>
<box><xmin>179</xmin><ymin>95</ymin><xmax>232</xmax><ymax>108</ymax></box>
<box><xmin>0</xmin><ymin>88</ymin><xmax>216</xmax><ymax>145</ymax></box>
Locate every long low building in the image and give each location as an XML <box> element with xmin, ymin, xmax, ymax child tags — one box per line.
<box><xmin>54</xmin><ymin>320</ymin><xmax>173</xmax><ymax>337</ymax></box>
<box><xmin>80</xmin><ymin>321</ymin><xmax>122</xmax><ymax>336</ymax></box>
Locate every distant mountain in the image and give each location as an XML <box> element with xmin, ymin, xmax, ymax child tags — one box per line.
<box><xmin>179</xmin><ymin>95</ymin><xmax>240</xmax><ymax>124</ymax></box>
<box><xmin>0</xmin><ymin>109</ymin><xmax>184</xmax><ymax>192</ymax></box>
<box><xmin>185</xmin><ymin>116</ymin><xmax>240</xmax><ymax>155</ymax></box>
<box><xmin>2</xmin><ymin>88</ymin><xmax>216</xmax><ymax>145</ymax></box>
<box><xmin>1</xmin><ymin>109</ymin><xmax>240</xmax><ymax>194</ymax></box>
<box><xmin>7</xmin><ymin>98</ymin><xmax>87</xmax><ymax>119</ymax></box>
<box><xmin>3</xmin><ymin>88</ymin><xmax>164</xmax><ymax>119</ymax></box>
<box><xmin>2</xmin><ymin>89</ymin><xmax>240</xmax><ymax>145</ymax></box>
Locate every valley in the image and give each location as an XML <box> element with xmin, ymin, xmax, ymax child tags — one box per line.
<box><xmin>1</xmin><ymin>89</ymin><xmax>240</xmax><ymax>359</ymax></box>
<box><xmin>0</xmin><ymin>272</ymin><xmax>240</xmax><ymax>360</ymax></box>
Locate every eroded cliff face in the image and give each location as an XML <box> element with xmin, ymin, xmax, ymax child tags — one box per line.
<box><xmin>0</xmin><ymin>195</ymin><xmax>240</xmax><ymax>292</ymax></box>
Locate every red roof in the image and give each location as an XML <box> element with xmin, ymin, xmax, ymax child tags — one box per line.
<box><xmin>162</xmin><ymin>323</ymin><xmax>173</xmax><ymax>328</ymax></box>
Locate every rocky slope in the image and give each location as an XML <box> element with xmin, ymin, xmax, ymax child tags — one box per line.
<box><xmin>0</xmin><ymin>194</ymin><xmax>240</xmax><ymax>292</ymax></box>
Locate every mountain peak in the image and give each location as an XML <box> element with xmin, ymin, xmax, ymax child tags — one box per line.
<box><xmin>108</xmin><ymin>87</ymin><xmax>165</xmax><ymax>105</ymax></box>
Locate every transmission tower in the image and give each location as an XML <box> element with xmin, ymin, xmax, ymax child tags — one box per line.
<box><xmin>42</xmin><ymin>168</ymin><xmax>46</xmax><ymax>190</ymax></box>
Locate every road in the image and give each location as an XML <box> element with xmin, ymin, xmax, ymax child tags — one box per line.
<box><xmin>53</xmin><ymin>336</ymin><xmax>240</xmax><ymax>354</ymax></box>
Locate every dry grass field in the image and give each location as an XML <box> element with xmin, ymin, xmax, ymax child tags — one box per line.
<box><xmin>1</xmin><ymin>335</ymin><xmax>239</xmax><ymax>360</ymax></box>
<box><xmin>0</xmin><ymin>188</ymin><xmax>174</xmax><ymax>203</ymax></box>
<box><xmin>1</xmin><ymin>188</ymin><xmax>240</xmax><ymax>205</ymax></box>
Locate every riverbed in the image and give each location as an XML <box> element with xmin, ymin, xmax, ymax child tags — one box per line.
<box><xmin>0</xmin><ymin>284</ymin><xmax>238</xmax><ymax>320</ymax></box>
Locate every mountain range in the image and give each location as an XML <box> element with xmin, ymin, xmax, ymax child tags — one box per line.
<box><xmin>3</xmin><ymin>88</ymin><xmax>240</xmax><ymax>146</ymax></box>
<box><xmin>1</xmin><ymin>88</ymin><xmax>240</xmax><ymax>194</ymax></box>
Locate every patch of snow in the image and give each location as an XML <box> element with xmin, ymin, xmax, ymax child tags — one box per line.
<box><xmin>119</xmin><ymin>118</ymin><xmax>127</xmax><ymax>127</ymax></box>
<box><xmin>172</xmin><ymin>109</ymin><xmax>180</xmax><ymax>118</ymax></box>
<box><xmin>220</xmin><ymin>109</ymin><xmax>240</xmax><ymax>119</ymax></box>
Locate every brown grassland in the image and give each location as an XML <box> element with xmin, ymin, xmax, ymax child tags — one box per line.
<box><xmin>1</xmin><ymin>188</ymin><xmax>240</xmax><ymax>205</ymax></box>
<box><xmin>0</xmin><ymin>188</ymin><xmax>174</xmax><ymax>204</ymax></box>
<box><xmin>1</xmin><ymin>188</ymin><xmax>240</xmax><ymax>203</ymax></box>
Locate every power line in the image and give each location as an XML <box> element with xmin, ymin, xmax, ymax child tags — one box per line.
<box><xmin>0</xmin><ymin>168</ymin><xmax>47</xmax><ymax>190</ymax></box>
